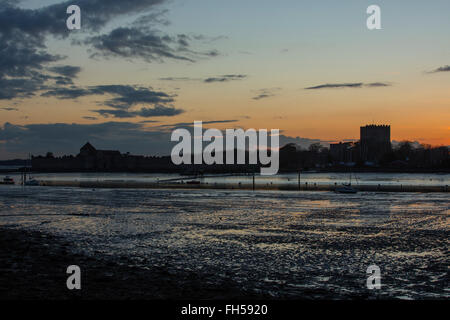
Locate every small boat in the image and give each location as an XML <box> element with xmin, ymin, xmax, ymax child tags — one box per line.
<box><xmin>186</xmin><ymin>180</ymin><xmax>201</xmax><ymax>185</ymax></box>
<box><xmin>0</xmin><ymin>176</ymin><xmax>15</xmax><ymax>185</ymax></box>
<box><xmin>335</xmin><ymin>183</ymin><xmax>358</xmax><ymax>194</ymax></box>
<box><xmin>24</xmin><ymin>178</ymin><xmax>40</xmax><ymax>186</ymax></box>
<box><xmin>335</xmin><ymin>172</ymin><xmax>358</xmax><ymax>194</ymax></box>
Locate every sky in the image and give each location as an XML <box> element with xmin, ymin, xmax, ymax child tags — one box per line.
<box><xmin>0</xmin><ymin>0</ymin><xmax>449</xmax><ymax>159</ymax></box>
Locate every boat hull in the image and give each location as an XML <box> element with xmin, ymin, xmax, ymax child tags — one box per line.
<box><xmin>335</xmin><ymin>187</ymin><xmax>358</xmax><ymax>194</ymax></box>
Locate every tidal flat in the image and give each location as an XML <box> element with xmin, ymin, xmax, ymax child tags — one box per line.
<box><xmin>0</xmin><ymin>185</ymin><xmax>448</xmax><ymax>299</ymax></box>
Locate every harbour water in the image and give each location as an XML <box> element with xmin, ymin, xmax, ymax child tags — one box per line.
<box><xmin>0</xmin><ymin>182</ymin><xmax>448</xmax><ymax>299</ymax></box>
<box><xmin>3</xmin><ymin>172</ymin><xmax>450</xmax><ymax>186</ymax></box>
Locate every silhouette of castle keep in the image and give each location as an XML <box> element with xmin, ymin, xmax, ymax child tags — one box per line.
<box><xmin>78</xmin><ymin>142</ymin><xmax>122</xmax><ymax>170</ymax></box>
<box><xmin>360</xmin><ymin>125</ymin><xmax>391</xmax><ymax>162</ymax></box>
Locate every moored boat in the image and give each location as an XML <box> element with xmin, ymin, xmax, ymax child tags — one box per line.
<box><xmin>335</xmin><ymin>183</ymin><xmax>358</xmax><ymax>194</ymax></box>
<box><xmin>0</xmin><ymin>176</ymin><xmax>15</xmax><ymax>185</ymax></box>
<box><xmin>335</xmin><ymin>172</ymin><xmax>358</xmax><ymax>194</ymax></box>
<box><xmin>24</xmin><ymin>178</ymin><xmax>40</xmax><ymax>186</ymax></box>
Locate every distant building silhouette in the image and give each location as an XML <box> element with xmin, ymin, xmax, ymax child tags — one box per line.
<box><xmin>32</xmin><ymin>142</ymin><xmax>174</xmax><ymax>172</ymax></box>
<box><xmin>329</xmin><ymin>124</ymin><xmax>391</xmax><ymax>165</ymax></box>
<box><xmin>30</xmin><ymin>125</ymin><xmax>447</xmax><ymax>173</ymax></box>
<box><xmin>78</xmin><ymin>142</ymin><xmax>122</xmax><ymax>170</ymax></box>
<box><xmin>329</xmin><ymin>142</ymin><xmax>356</xmax><ymax>164</ymax></box>
<box><xmin>360</xmin><ymin>125</ymin><xmax>391</xmax><ymax>163</ymax></box>
<box><xmin>31</xmin><ymin>142</ymin><xmax>259</xmax><ymax>173</ymax></box>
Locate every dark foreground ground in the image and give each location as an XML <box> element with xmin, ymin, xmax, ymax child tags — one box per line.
<box><xmin>0</xmin><ymin>227</ymin><xmax>263</xmax><ymax>300</ymax></box>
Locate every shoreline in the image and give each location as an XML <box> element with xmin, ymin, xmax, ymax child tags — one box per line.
<box><xmin>35</xmin><ymin>180</ymin><xmax>450</xmax><ymax>193</ymax></box>
<box><xmin>2</xmin><ymin>167</ymin><xmax>450</xmax><ymax>175</ymax></box>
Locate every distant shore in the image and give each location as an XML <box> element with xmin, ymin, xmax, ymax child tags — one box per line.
<box><xmin>1</xmin><ymin>167</ymin><xmax>450</xmax><ymax>174</ymax></box>
<box><xmin>34</xmin><ymin>180</ymin><xmax>449</xmax><ymax>193</ymax></box>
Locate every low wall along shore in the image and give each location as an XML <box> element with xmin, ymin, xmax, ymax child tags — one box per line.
<box><xmin>37</xmin><ymin>180</ymin><xmax>450</xmax><ymax>193</ymax></box>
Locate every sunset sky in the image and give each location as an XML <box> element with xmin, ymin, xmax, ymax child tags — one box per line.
<box><xmin>0</xmin><ymin>0</ymin><xmax>449</xmax><ymax>159</ymax></box>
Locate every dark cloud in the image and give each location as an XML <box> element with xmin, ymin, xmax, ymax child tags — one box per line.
<box><xmin>155</xmin><ymin>120</ymin><xmax>239</xmax><ymax>129</ymax></box>
<box><xmin>93</xmin><ymin>105</ymin><xmax>184</xmax><ymax>118</ymax></box>
<box><xmin>0</xmin><ymin>36</ymin><xmax>62</xmax><ymax>77</ymax></box>
<box><xmin>0</xmin><ymin>107</ymin><xmax>18</xmax><ymax>111</ymax></box>
<box><xmin>191</xmin><ymin>35</ymin><xmax>228</xmax><ymax>43</ymax></box>
<box><xmin>204</xmin><ymin>75</ymin><xmax>247</xmax><ymax>83</ymax></box>
<box><xmin>159</xmin><ymin>74</ymin><xmax>247</xmax><ymax>83</ymax></box>
<box><xmin>253</xmin><ymin>94</ymin><xmax>271</xmax><ymax>100</ymax></box>
<box><xmin>41</xmin><ymin>84</ymin><xmax>183</xmax><ymax>118</ymax></box>
<box><xmin>83</xmin><ymin>28</ymin><xmax>203</xmax><ymax>63</ymax></box>
<box><xmin>159</xmin><ymin>77</ymin><xmax>199</xmax><ymax>81</ymax></box>
<box><xmin>78</xmin><ymin>3</ymin><xmax>221</xmax><ymax>63</ymax></box>
<box><xmin>41</xmin><ymin>87</ymin><xmax>92</xmax><ymax>99</ymax></box>
<box><xmin>365</xmin><ymin>82</ymin><xmax>391</xmax><ymax>87</ymax></box>
<box><xmin>90</xmin><ymin>85</ymin><xmax>175</xmax><ymax>109</ymax></box>
<box><xmin>137</xmin><ymin>106</ymin><xmax>183</xmax><ymax>117</ymax></box>
<box><xmin>0</xmin><ymin>76</ymin><xmax>42</xmax><ymax>100</ymax></box>
<box><xmin>93</xmin><ymin>109</ymin><xmax>137</xmax><ymax>118</ymax></box>
<box><xmin>0</xmin><ymin>0</ymin><xmax>167</xmax><ymax>37</ymax></box>
<box><xmin>139</xmin><ymin>120</ymin><xmax>160</xmax><ymax>123</ymax></box>
<box><xmin>0</xmin><ymin>0</ymin><xmax>219</xmax><ymax>100</ymax></box>
<box><xmin>428</xmin><ymin>65</ymin><xmax>450</xmax><ymax>73</ymax></box>
<box><xmin>0</xmin><ymin>0</ymin><xmax>160</xmax><ymax>99</ymax></box>
<box><xmin>82</xmin><ymin>116</ymin><xmax>98</xmax><ymax>120</ymax></box>
<box><xmin>0</xmin><ymin>36</ymin><xmax>63</xmax><ymax>99</ymax></box>
<box><xmin>48</xmin><ymin>65</ymin><xmax>82</xmax><ymax>78</ymax></box>
<box><xmin>131</xmin><ymin>10</ymin><xmax>171</xmax><ymax>28</ymax></box>
<box><xmin>305</xmin><ymin>82</ymin><xmax>391</xmax><ymax>90</ymax></box>
<box><xmin>204</xmin><ymin>50</ymin><xmax>220</xmax><ymax>57</ymax></box>
<box><xmin>305</xmin><ymin>83</ymin><xmax>363</xmax><ymax>90</ymax></box>
<box><xmin>0</xmin><ymin>24</ymin><xmax>64</xmax><ymax>99</ymax></box>
<box><xmin>252</xmin><ymin>88</ymin><xmax>281</xmax><ymax>100</ymax></box>
<box><xmin>202</xmin><ymin>120</ymin><xmax>240</xmax><ymax>124</ymax></box>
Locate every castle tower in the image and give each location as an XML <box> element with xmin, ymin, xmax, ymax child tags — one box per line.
<box><xmin>360</xmin><ymin>125</ymin><xmax>391</xmax><ymax>163</ymax></box>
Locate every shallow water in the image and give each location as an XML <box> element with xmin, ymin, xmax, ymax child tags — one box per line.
<box><xmin>0</xmin><ymin>185</ymin><xmax>448</xmax><ymax>299</ymax></box>
<box><xmin>4</xmin><ymin>172</ymin><xmax>450</xmax><ymax>186</ymax></box>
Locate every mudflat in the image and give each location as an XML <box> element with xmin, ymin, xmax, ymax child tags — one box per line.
<box><xmin>0</xmin><ymin>227</ymin><xmax>256</xmax><ymax>300</ymax></box>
